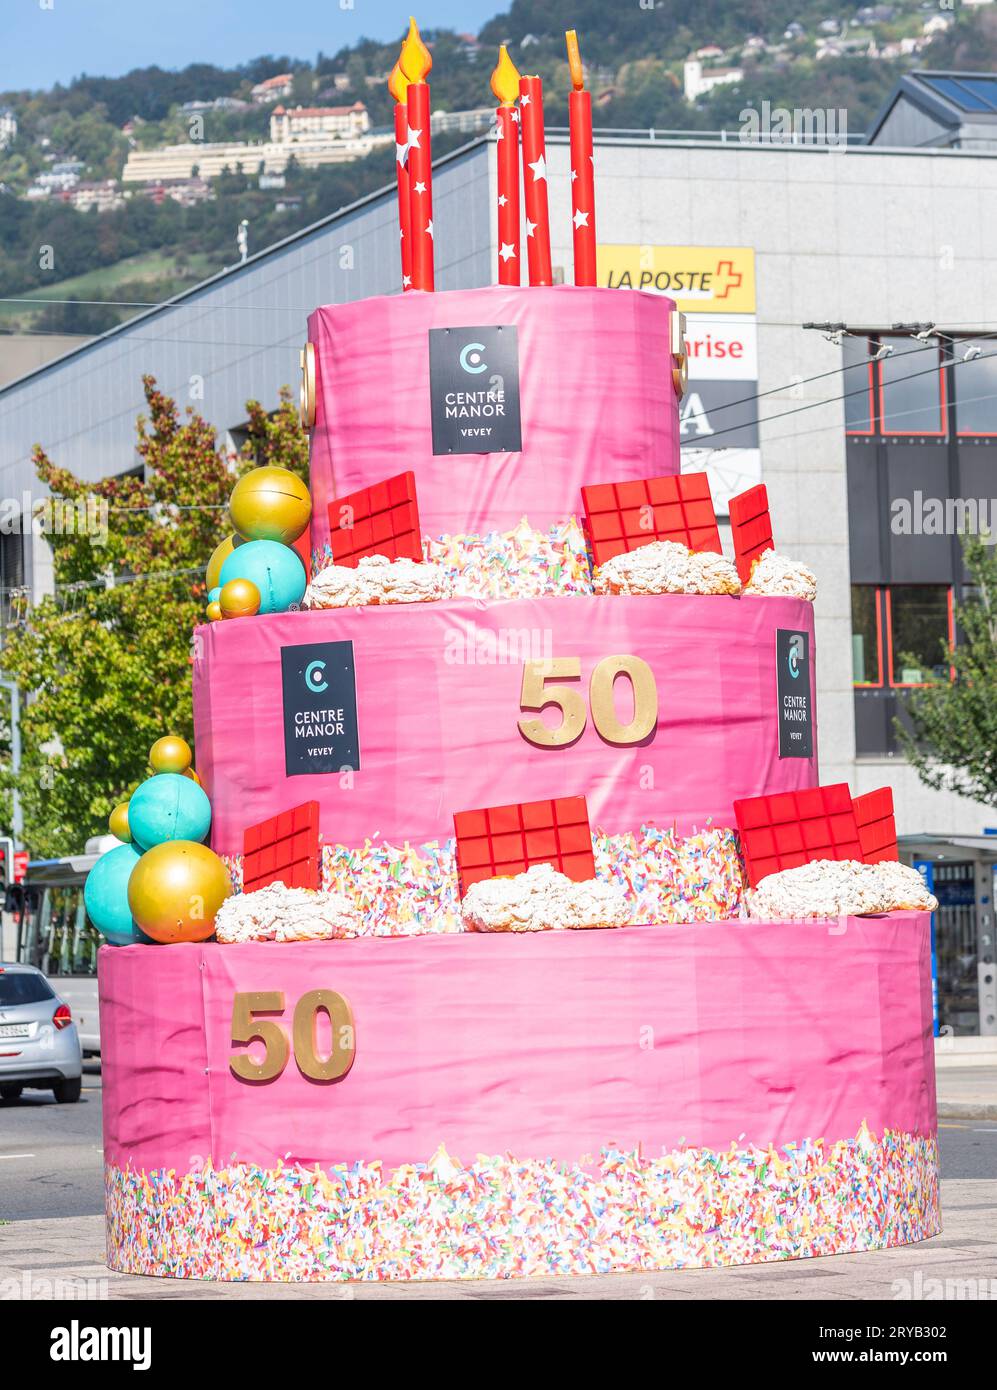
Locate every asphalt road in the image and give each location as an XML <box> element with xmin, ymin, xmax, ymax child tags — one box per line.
<box><xmin>0</xmin><ymin>1069</ymin><xmax>995</xmax><ymax>1222</ymax></box>
<box><xmin>0</xmin><ymin>1065</ymin><xmax>104</xmax><ymax>1221</ymax></box>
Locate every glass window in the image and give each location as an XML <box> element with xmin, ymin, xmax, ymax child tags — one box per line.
<box><xmin>889</xmin><ymin>586</ymin><xmax>951</xmax><ymax>684</ymax></box>
<box><xmin>0</xmin><ymin>971</ymin><xmax>54</xmax><ymax>1006</ymax></box>
<box><xmin>879</xmin><ymin>336</ymin><xmax>945</xmax><ymax>435</ymax></box>
<box><xmin>954</xmin><ymin>338</ymin><xmax>997</xmax><ymax>434</ymax></box>
<box><xmin>851</xmin><ymin>586</ymin><xmax>881</xmax><ymax>683</ymax></box>
<box><xmin>842</xmin><ymin>335</ymin><xmax>874</xmax><ymax>432</ymax></box>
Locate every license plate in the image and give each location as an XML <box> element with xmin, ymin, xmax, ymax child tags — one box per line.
<box><xmin>0</xmin><ymin>1024</ymin><xmax>30</xmax><ymax>1039</ymax></box>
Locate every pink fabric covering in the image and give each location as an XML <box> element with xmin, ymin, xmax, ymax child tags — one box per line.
<box><xmin>193</xmin><ymin>593</ymin><xmax>818</xmax><ymax>855</ymax></box>
<box><xmin>306</xmin><ymin>286</ymin><xmax>680</xmax><ymax>549</ymax></box>
<box><xmin>99</xmin><ymin>915</ymin><xmax>937</xmax><ymax>1173</ymax></box>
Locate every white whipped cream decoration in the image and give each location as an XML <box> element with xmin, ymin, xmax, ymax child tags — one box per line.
<box><xmin>744</xmin><ymin>550</ymin><xmax>818</xmax><ymax>601</ymax></box>
<box><xmin>461</xmin><ymin>863</ymin><xmax>631</xmax><ymax>933</ymax></box>
<box><xmin>214</xmin><ymin>881</ymin><xmax>360</xmax><ymax>943</ymax></box>
<box><xmin>747</xmin><ymin>859</ymin><xmax>937</xmax><ymax>920</ymax></box>
<box><xmin>593</xmin><ymin>540</ymin><xmax>742</xmax><ymax>597</ymax></box>
<box><xmin>304</xmin><ymin>554</ymin><xmax>451</xmax><ymax>609</ymax></box>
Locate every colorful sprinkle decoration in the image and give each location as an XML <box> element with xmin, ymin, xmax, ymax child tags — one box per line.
<box><xmin>221</xmin><ymin>825</ymin><xmax>747</xmax><ymax>938</ymax></box>
<box><xmin>105</xmin><ymin>1124</ymin><xmax>940</xmax><ymax>1282</ymax></box>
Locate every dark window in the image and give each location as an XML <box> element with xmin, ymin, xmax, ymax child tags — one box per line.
<box><xmin>879</xmin><ymin>336</ymin><xmax>945</xmax><ymax>436</ymax></box>
<box><xmin>953</xmin><ymin>338</ymin><xmax>997</xmax><ymax>435</ymax></box>
<box><xmin>842</xmin><ymin>335</ymin><xmax>874</xmax><ymax>433</ymax></box>
<box><xmin>851</xmin><ymin>585</ymin><xmax>881</xmax><ymax>684</ymax></box>
<box><xmin>0</xmin><ymin>971</ymin><xmax>53</xmax><ymax>1006</ymax></box>
<box><xmin>887</xmin><ymin>585</ymin><xmax>952</xmax><ymax>684</ymax></box>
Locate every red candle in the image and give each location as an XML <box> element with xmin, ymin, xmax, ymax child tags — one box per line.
<box><xmin>566</xmin><ymin>31</ymin><xmax>597</xmax><ymax>287</ymax></box>
<box><xmin>491</xmin><ymin>46</ymin><xmax>521</xmax><ymax>286</ymax></box>
<box><xmin>401</xmin><ymin>19</ymin><xmax>434</xmax><ymax>292</ymax></box>
<box><xmin>518</xmin><ymin>74</ymin><xmax>552</xmax><ymax>287</ymax></box>
<box><xmin>388</xmin><ymin>61</ymin><xmax>413</xmax><ymax>291</ymax></box>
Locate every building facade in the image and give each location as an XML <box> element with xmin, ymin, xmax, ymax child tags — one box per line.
<box><xmin>269</xmin><ymin>102</ymin><xmax>370</xmax><ymax>142</ymax></box>
<box><xmin>3</xmin><ymin>130</ymin><xmax>997</xmax><ymax>1033</ymax></box>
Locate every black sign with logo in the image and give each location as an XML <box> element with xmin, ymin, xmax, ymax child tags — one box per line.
<box><xmin>281</xmin><ymin>640</ymin><xmax>360</xmax><ymax>777</ymax></box>
<box><xmin>776</xmin><ymin>629</ymin><xmax>813</xmax><ymax>759</ymax></box>
<box><xmin>428</xmin><ymin>324</ymin><xmax>522</xmax><ymax>456</ymax></box>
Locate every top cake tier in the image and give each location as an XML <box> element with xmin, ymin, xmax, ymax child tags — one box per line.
<box><xmin>306</xmin><ymin>285</ymin><xmax>681</xmax><ymax>554</ymax></box>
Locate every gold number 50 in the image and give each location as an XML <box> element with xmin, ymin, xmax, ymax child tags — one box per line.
<box><xmin>518</xmin><ymin>655</ymin><xmax>658</xmax><ymax>748</ymax></box>
<box><xmin>230</xmin><ymin>989</ymin><xmax>356</xmax><ymax>1084</ymax></box>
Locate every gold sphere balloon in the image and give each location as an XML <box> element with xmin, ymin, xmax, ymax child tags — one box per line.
<box><xmin>229</xmin><ymin>466</ymin><xmax>311</xmax><ymax>545</ymax></box>
<box><xmin>206</xmin><ymin>600</ymin><xmax>222</xmax><ymax>622</ymax></box>
<box><xmin>127</xmin><ymin>840</ymin><xmax>232</xmax><ymax>944</ymax></box>
<box><xmin>149</xmin><ymin>735</ymin><xmax>192</xmax><ymax>775</ymax></box>
<box><xmin>108</xmin><ymin>802</ymin><xmax>132</xmax><ymax>842</ymax></box>
<box><xmin>219</xmin><ymin>577</ymin><xmax>261</xmax><ymax>620</ymax></box>
<box><xmin>205</xmin><ymin>533</ymin><xmax>244</xmax><ymax>591</ymax></box>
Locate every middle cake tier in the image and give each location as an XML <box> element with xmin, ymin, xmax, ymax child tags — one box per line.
<box><xmin>193</xmin><ymin>592</ymin><xmax>818</xmax><ymax>856</ymax></box>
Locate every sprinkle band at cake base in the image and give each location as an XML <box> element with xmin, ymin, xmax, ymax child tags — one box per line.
<box><xmin>99</xmin><ymin>921</ymin><xmax>940</xmax><ymax>1282</ymax></box>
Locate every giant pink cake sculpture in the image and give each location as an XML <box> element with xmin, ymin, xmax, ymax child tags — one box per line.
<box><xmin>99</xmin><ymin>24</ymin><xmax>938</xmax><ymax>1283</ymax></box>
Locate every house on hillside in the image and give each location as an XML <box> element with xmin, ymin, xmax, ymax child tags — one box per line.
<box><xmin>269</xmin><ymin>102</ymin><xmax>370</xmax><ymax>143</ymax></box>
<box><xmin>0</xmin><ymin>107</ymin><xmax>17</xmax><ymax>149</ymax></box>
<box><xmin>683</xmin><ymin>59</ymin><xmax>743</xmax><ymax>102</ymax></box>
<box><xmin>251</xmin><ymin>73</ymin><xmax>294</xmax><ymax>105</ymax></box>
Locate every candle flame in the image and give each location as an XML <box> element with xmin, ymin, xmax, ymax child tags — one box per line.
<box><xmin>565</xmin><ymin>29</ymin><xmax>585</xmax><ymax>91</ymax></box>
<box><xmin>400</xmin><ymin>16</ymin><xmax>432</xmax><ymax>84</ymax></box>
<box><xmin>388</xmin><ymin>58</ymin><xmax>410</xmax><ymax>104</ymax></box>
<box><xmin>490</xmin><ymin>45</ymin><xmax>521</xmax><ymax>107</ymax></box>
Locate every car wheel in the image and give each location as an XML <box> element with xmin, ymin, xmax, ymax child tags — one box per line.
<box><xmin>0</xmin><ymin>1083</ymin><xmax>23</xmax><ymax>1102</ymax></box>
<box><xmin>52</xmin><ymin>1077</ymin><xmax>82</xmax><ymax>1103</ymax></box>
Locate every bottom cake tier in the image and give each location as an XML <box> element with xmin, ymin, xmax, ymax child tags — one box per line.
<box><xmin>99</xmin><ymin>916</ymin><xmax>940</xmax><ymax>1281</ymax></box>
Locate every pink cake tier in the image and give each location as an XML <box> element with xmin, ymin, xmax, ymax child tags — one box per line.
<box><xmin>193</xmin><ymin>592</ymin><xmax>817</xmax><ymax>855</ymax></box>
<box><xmin>100</xmin><ymin>916</ymin><xmax>939</xmax><ymax>1281</ymax></box>
<box><xmin>306</xmin><ymin>285</ymin><xmax>681</xmax><ymax>554</ymax></box>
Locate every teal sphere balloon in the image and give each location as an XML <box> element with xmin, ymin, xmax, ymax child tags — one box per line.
<box><xmin>218</xmin><ymin>539</ymin><xmax>306</xmax><ymax>615</ymax></box>
<box><xmin>127</xmin><ymin>772</ymin><xmax>211</xmax><ymax>851</ymax></box>
<box><xmin>208</xmin><ymin>586</ymin><xmax>221</xmax><ymax>603</ymax></box>
<box><xmin>84</xmin><ymin>843</ymin><xmax>144</xmax><ymax>945</ymax></box>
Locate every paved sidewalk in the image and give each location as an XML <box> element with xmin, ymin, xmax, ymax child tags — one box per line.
<box><xmin>937</xmin><ymin>1067</ymin><xmax>997</xmax><ymax>1120</ymax></box>
<box><xmin>1</xmin><ymin>1179</ymin><xmax>994</xmax><ymax>1300</ymax></box>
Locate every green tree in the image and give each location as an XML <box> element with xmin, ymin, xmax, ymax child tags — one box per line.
<box><xmin>898</xmin><ymin>534</ymin><xmax>997</xmax><ymax>807</ymax></box>
<box><xmin>0</xmin><ymin>375</ymin><xmax>308</xmax><ymax>856</ymax></box>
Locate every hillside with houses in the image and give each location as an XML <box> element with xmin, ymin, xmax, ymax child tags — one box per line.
<box><xmin>2</xmin><ymin>0</ymin><xmax>997</xmax><ymax>333</ymax></box>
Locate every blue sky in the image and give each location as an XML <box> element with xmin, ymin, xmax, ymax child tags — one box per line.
<box><xmin>1</xmin><ymin>0</ymin><xmax>502</xmax><ymax>91</ymax></box>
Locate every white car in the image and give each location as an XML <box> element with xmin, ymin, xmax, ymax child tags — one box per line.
<box><xmin>0</xmin><ymin>963</ymin><xmax>83</xmax><ymax>1103</ymax></box>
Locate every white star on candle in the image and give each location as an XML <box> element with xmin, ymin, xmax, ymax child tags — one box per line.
<box><xmin>402</xmin><ymin>274</ymin><xmax>412</xmax><ymax>287</ymax></box>
<box><xmin>395</xmin><ymin>141</ymin><xmax>409</xmax><ymax>165</ymax></box>
<box><xmin>572</xmin><ymin>209</ymin><xmax>590</xmax><ymax>229</ymax></box>
<box><xmin>399</xmin><ymin>227</ymin><xmax>404</xmax><ymax>240</ymax></box>
<box><xmin>525</xmin><ymin>218</ymin><xmax>536</xmax><ymax>238</ymax></box>
<box><xmin>511</xmin><ymin>107</ymin><xmax>521</xmax><ymax>123</ymax></box>
<box><xmin>570</xmin><ymin>168</ymin><xmax>578</xmax><ymax>182</ymax></box>
<box><xmin>521</xmin><ymin>93</ymin><xmax>531</xmax><ymax>106</ymax></box>
<box><xmin>497</xmin><ymin>194</ymin><xmax>508</xmax><ymax>207</ymax></box>
<box><xmin>413</xmin><ymin>180</ymin><xmax>427</xmax><ymax>195</ymax></box>
<box><xmin>499</xmin><ymin>242</ymin><xmax>517</xmax><ymax>262</ymax></box>
<box><xmin>407</xmin><ymin>127</ymin><xmax>422</xmax><ymax>150</ymax></box>
<box><xmin>426</xmin><ymin>219</ymin><xmax>434</xmax><ymax>238</ymax></box>
<box><xmin>527</xmin><ymin>155</ymin><xmax>547</xmax><ymax>182</ymax></box>
<box><xmin>495</xmin><ymin>122</ymin><xmax>504</xmax><ymax>141</ymax></box>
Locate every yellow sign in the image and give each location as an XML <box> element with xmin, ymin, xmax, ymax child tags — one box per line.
<box><xmin>597</xmin><ymin>245</ymin><xmax>756</xmax><ymax>314</ymax></box>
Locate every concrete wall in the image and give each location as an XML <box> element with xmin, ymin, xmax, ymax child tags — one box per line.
<box><xmin>0</xmin><ymin>334</ymin><xmax>91</xmax><ymax>389</ymax></box>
